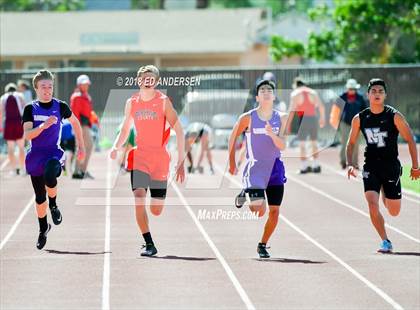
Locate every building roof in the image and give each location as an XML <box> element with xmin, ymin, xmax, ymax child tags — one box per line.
<box><xmin>0</xmin><ymin>9</ymin><xmax>264</xmax><ymax>58</ymax></box>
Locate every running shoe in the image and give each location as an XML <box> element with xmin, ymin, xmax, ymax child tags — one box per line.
<box><xmin>72</xmin><ymin>172</ymin><xmax>85</xmax><ymax>179</ymax></box>
<box><xmin>312</xmin><ymin>166</ymin><xmax>321</xmax><ymax>173</ymax></box>
<box><xmin>36</xmin><ymin>224</ymin><xmax>51</xmax><ymax>250</ymax></box>
<box><xmin>84</xmin><ymin>171</ymin><xmax>95</xmax><ymax>179</ymax></box>
<box><xmin>50</xmin><ymin>206</ymin><xmax>62</xmax><ymax>225</ymax></box>
<box><xmin>257</xmin><ymin>243</ymin><xmax>270</xmax><ymax>258</ymax></box>
<box><xmin>197</xmin><ymin>166</ymin><xmax>204</xmax><ymax>174</ymax></box>
<box><xmin>378</xmin><ymin>239</ymin><xmax>393</xmax><ymax>253</ymax></box>
<box><xmin>141</xmin><ymin>243</ymin><xmax>158</xmax><ymax>257</ymax></box>
<box><xmin>235</xmin><ymin>190</ymin><xmax>247</xmax><ymax>208</ymax></box>
<box><xmin>299</xmin><ymin>167</ymin><xmax>312</xmax><ymax>174</ymax></box>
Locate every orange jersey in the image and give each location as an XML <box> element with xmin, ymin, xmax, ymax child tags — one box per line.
<box><xmin>126</xmin><ymin>90</ymin><xmax>172</xmax><ymax>177</ymax></box>
<box><xmin>130</xmin><ymin>90</ymin><xmax>171</xmax><ymax>149</ymax></box>
<box><xmin>293</xmin><ymin>87</ymin><xmax>317</xmax><ymax>117</ymax></box>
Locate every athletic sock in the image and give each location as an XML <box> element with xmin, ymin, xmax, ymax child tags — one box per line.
<box><xmin>38</xmin><ymin>216</ymin><xmax>48</xmax><ymax>233</ymax></box>
<box><xmin>312</xmin><ymin>159</ymin><xmax>319</xmax><ymax>167</ymax></box>
<box><xmin>142</xmin><ymin>232</ymin><xmax>154</xmax><ymax>245</ymax></box>
<box><xmin>48</xmin><ymin>196</ymin><xmax>57</xmax><ymax>209</ymax></box>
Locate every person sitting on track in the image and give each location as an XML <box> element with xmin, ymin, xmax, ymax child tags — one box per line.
<box><xmin>22</xmin><ymin>69</ymin><xmax>85</xmax><ymax>250</ymax></box>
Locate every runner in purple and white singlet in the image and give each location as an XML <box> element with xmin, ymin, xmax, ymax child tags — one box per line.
<box><xmin>229</xmin><ymin>79</ymin><xmax>288</xmax><ymax>258</ymax></box>
<box><xmin>22</xmin><ymin>70</ymin><xmax>85</xmax><ymax>250</ymax></box>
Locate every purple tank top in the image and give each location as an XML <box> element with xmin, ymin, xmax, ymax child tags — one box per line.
<box><xmin>30</xmin><ymin>99</ymin><xmax>62</xmax><ymax>149</ymax></box>
<box><xmin>245</xmin><ymin>109</ymin><xmax>281</xmax><ymax>161</ymax></box>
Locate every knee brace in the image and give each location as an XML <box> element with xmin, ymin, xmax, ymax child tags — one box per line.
<box><xmin>31</xmin><ymin>176</ymin><xmax>47</xmax><ymax>205</ymax></box>
<box><xmin>44</xmin><ymin>159</ymin><xmax>61</xmax><ymax>188</ymax></box>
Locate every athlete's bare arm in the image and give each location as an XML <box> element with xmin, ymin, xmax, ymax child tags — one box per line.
<box><xmin>346</xmin><ymin>114</ymin><xmax>361</xmax><ymax>178</ymax></box>
<box><xmin>23</xmin><ymin>116</ymin><xmax>57</xmax><ymax>140</ymax></box>
<box><xmin>265</xmin><ymin>115</ymin><xmax>286</xmax><ymax>151</ymax></box>
<box><xmin>228</xmin><ymin>113</ymin><xmax>250</xmax><ymax>175</ymax></box>
<box><xmin>110</xmin><ymin>99</ymin><xmax>133</xmax><ymax>159</ymax></box>
<box><xmin>286</xmin><ymin>94</ymin><xmax>298</xmax><ymax>134</ymax></box>
<box><xmin>314</xmin><ymin>92</ymin><xmax>326</xmax><ymax>128</ymax></box>
<box><xmin>68</xmin><ymin>113</ymin><xmax>86</xmax><ymax>161</ymax></box>
<box><xmin>165</xmin><ymin>98</ymin><xmax>185</xmax><ymax>183</ymax></box>
<box><xmin>394</xmin><ymin>112</ymin><xmax>419</xmax><ymax>180</ymax></box>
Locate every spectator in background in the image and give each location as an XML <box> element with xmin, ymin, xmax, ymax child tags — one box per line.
<box><xmin>330</xmin><ymin>78</ymin><xmax>368</xmax><ymax>169</ymax></box>
<box><xmin>0</xmin><ymin>83</ymin><xmax>26</xmax><ymax>176</ymax></box>
<box><xmin>17</xmin><ymin>80</ymin><xmax>33</xmax><ymax>105</ymax></box>
<box><xmin>70</xmin><ymin>74</ymin><xmax>94</xmax><ymax>179</ymax></box>
<box><xmin>288</xmin><ymin>77</ymin><xmax>326</xmax><ymax>174</ymax></box>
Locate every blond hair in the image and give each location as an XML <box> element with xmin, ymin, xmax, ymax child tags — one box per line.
<box><xmin>137</xmin><ymin>65</ymin><xmax>160</xmax><ymax>78</ymax></box>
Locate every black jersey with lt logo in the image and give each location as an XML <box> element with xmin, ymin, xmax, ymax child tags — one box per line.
<box><xmin>359</xmin><ymin>105</ymin><xmax>399</xmax><ymax>165</ymax></box>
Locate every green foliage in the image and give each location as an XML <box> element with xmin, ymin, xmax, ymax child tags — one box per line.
<box><xmin>270</xmin><ymin>35</ymin><xmax>305</xmax><ymax>62</ymax></box>
<box><xmin>0</xmin><ymin>0</ymin><xmax>84</xmax><ymax>11</ymax></box>
<box><xmin>210</xmin><ymin>0</ymin><xmax>313</xmax><ymax>14</ymax></box>
<box><xmin>271</xmin><ymin>0</ymin><xmax>420</xmax><ymax>63</ymax></box>
<box><xmin>265</xmin><ymin>0</ymin><xmax>313</xmax><ymax>16</ymax></box>
<box><xmin>211</xmin><ymin>0</ymin><xmax>252</xmax><ymax>8</ymax></box>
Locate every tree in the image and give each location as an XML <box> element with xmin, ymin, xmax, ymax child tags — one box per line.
<box><xmin>0</xmin><ymin>0</ymin><xmax>84</xmax><ymax>11</ymax></box>
<box><xmin>265</xmin><ymin>0</ymin><xmax>313</xmax><ymax>16</ymax></box>
<box><xmin>131</xmin><ymin>0</ymin><xmax>165</xmax><ymax>9</ymax></box>
<box><xmin>210</xmin><ymin>0</ymin><xmax>313</xmax><ymax>14</ymax></box>
<box><xmin>211</xmin><ymin>0</ymin><xmax>252</xmax><ymax>8</ymax></box>
<box><xmin>270</xmin><ymin>0</ymin><xmax>420</xmax><ymax>63</ymax></box>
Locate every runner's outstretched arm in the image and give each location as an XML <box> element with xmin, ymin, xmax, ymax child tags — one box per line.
<box><xmin>265</xmin><ymin>120</ymin><xmax>286</xmax><ymax>150</ymax></box>
<box><xmin>68</xmin><ymin>112</ymin><xmax>86</xmax><ymax>161</ymax></box>
<box><xmin>110</xmin><ymin>99</ymin><xmax>133</xmax><ymax>159</ymax></box>
<box><xmin>23</xmin><ymin>116</ymin><xmax>57</xmax><ymax>140</ymax></box>
<box><xmin>228</xmin><ymin>114</ymin><xmax>250</xmax><ymax>175</ymax></box>
<box><xmin>346</xmin><ymin>115</ymin><xmax>360</xmax><ymax>178</ymax></box>
<box><xmin>165</xmin><ymin>99</ymin><xmax>185</xmax><ymax>182</ymax></box>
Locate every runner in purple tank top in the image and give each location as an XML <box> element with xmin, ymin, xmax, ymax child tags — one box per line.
<box><xmin>229</xmin><ymin>79</ymin><xmax>288</xmax><ymax>258</ymax></box>
<box><xmin>22</xmin><ymin>70</ymin><xmax>85</xmax><ymax>250</ymax></box>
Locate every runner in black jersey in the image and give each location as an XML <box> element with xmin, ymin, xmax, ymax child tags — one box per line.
<box><xmin>346</xmin><ymin>78</ymin><xmax>419</xmax><ymax>253</ymax></box>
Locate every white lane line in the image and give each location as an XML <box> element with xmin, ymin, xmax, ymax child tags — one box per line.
<box><xmin>281</xmin><ymin>216</ymin><xmax>404</xmax><ymax>310</ymax></box>
<box><xmin>172</xmin><ymin>182</ymin><xmax>255</xmax><ymax>310</ymax></box>
<box><xmin>101</xmin><ymin>158</ymin><xmax>112</xmax><ymax>310</ymax></box>
<box><xmin>0</xmin><ymin>159</ymin><xmax>10</xmax><ymax>171</ymax></box>
<box><xmin>0</xmin><ymin>195</ymin><xmax>34</xmax><ymax>251</ymax></box>
<box><xmin>217</xmin><ymin>164</ymin><xmax>404</xmax><ymax>310</ymax></box>
<box><xmin>321</xmin><ymin>163</ymin><xmax>420</xmax><ymax>203</ymax></box>
<box><xmin>287</xmin><ymin>174</ymin><xmax>420</xmax><ymax>243</ymax></box>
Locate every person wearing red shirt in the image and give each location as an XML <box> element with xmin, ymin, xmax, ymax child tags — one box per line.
<box><xmin>70</xmin><ymin>74</ymin><xmax>94</xmax><ymax>179</ymax></box>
